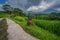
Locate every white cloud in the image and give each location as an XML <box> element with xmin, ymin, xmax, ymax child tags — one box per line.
<box><xmin>4</xmin><ymin>0</ymin><xmax>60</xmax><ymax>12</ymax></box>
<box><xmin>0</xmin><ymin>0</ymin><xmax>60</xmax><ymax>12</ymax></box>
<box><xmin>5</xmin><ymin>0</ymin><xmax>28</xmax><ymax>12</ymax></box>
<box><xmin>56</xmin><ymin>8</ymin><xmax>60</xmax><ymax>11</ymax></box>
<box><xmin>0</xmin><ymin>4</ymin><xmax>3</xmax><ymax>10</ymax></box>
<box><xmin>0</xmin><ymin>4</ymin><xmax>2</xmax><ymax>7</ymax></box>
<box><xmin>27</xmin><ymin>0</ymin><xmax>55</xmax><ymax>12</ymax></box>
<box><xmin>6</xmin><ymin>0</ymin><xmax>27</xmax><ymax>8</ymax></box>
<box><xmin>0</xmin><ymin>1</ymin><xmax>8</xmax><ymax>11</ymax></box>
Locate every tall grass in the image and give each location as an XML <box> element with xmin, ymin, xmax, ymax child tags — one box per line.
<box><xmin>33</xmin><ymin>19</ymin><xmax>60</xmax><ymax>36</ymax></box>
<box><xmin>12</xmin><ymin>16</ymin><xmax>60</xmax><ymax>40</ymax></box>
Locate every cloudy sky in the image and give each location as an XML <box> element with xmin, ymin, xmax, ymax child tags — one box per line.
<box><xmin>0</xmin><ymin>0</ymin><xmax>60</xmax><ymax>13</ymax></box>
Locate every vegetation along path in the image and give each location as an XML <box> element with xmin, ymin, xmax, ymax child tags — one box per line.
<box><xmin>6</xmin><ymin>18</ymin><xmax>39</xmax><ymax>40</ymax></box>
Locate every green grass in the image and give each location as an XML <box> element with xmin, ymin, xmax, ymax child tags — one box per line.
<box><xmin>12</xmin><ymin>16</ymin><xmax>60</xmax><ymax>40</ymax></box>
<box><xmin>33</xmin><ymin>19</ymin><xmax>60</xmax><ymax>36</ymax></box>
<box><xmin>0</xmin><ymin>12</ymin><xmax>60</xmax><ymax>40</ymax></box>
<box><xmin>14</xmin><ymin>16</ymin><xmax>25</xmax><ymax>22</ymax></box>
<box><xmin>0</xmin><ymin>13</ymin><xmax>11</xmax><ymax>18</ymax></box>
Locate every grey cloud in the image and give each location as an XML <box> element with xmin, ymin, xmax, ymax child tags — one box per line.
<box><xmin>27</xmin><ymin>0</ymin><xmax>55</xmax><ymax>12</ymax></box>
<box><xmin>6</xmin><ymin>0</ymin><xmax>27</xmax><ymax>9</ymax></box>
<box><xmin>0</xmin><ymin>0</ymin><xmax>60</xmax><ymax>12</ymax></box>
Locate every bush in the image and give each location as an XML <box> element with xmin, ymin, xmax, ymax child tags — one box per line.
<box><xmin>24</xmin><ymin>17</ymin><xmax>28</xmax><ymax>20</ymax></box>
<box><xmin>14</xmin><ymin>16</ymin><xmax>25</xmax><ymax>22</ymax></box>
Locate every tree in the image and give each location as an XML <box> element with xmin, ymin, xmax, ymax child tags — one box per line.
<box><xmin>49</xmin><ymin>12</ymin><xmax>57</xmax><ymax>20</ymax></box>
<box><xmin>2</xmin><ymin>4</ymin><xmax>13</xmax><ymax>13</ymax></box>
<box><xmin>13</xmin><ymin>8</ymin><xmax>25</xmax><ymax>16</ymax></box>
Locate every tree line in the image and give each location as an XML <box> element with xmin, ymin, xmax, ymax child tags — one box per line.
<box><xmin>32</xmin><ymin>12</ymin><xmax>60</xmax><ymax>20</ymax></box>
<box><xmin>2</xmin><ymin>4</ymin><xmax>25</xmax><ymax>16</ymax></box>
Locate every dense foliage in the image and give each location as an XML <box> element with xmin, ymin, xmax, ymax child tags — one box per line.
<box><xmin>0</xmin><ymin>19</ymin><xmax>8</xmax><ymax>40</ymax></box>
<box><xmin>32</xmin><ymin>12</ymin><xmax>60</xmax><ymax>20</ymax></box>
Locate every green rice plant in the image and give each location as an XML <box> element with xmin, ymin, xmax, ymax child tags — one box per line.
<box><xmin>33</xmin><ymin>19</ymin><xmax>60</xmax><ymax>36</ymax></box>
<box><xmin>12</xmin><ymin>18</ymin><xmax>60</xmax><ymax>40</ymax></box>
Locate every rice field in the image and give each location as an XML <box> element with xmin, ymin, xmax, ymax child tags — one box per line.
<box><xmin>12</xmin><ymin>16</ymin><xmax>60</xmax><ymax>40</ymax></box>
<box><xmin>33</xmin><ymin>19</ymin><xmax>60</xmax><ymax>36</ymax></box>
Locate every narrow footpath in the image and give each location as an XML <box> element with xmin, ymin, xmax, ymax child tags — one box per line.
<box><xmin>6</xmin><ymin>19</ymin><xmax>39</xmax><ymax>40</ymax></box>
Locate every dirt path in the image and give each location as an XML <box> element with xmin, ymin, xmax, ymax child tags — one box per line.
<box><xmin>6</xmin><ymin>19</ymin><xmax>39</xmax><ymax>40</ymax></box>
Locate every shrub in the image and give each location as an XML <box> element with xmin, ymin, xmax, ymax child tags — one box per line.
<box><xmin>14</xmin><ymin>16</ymin><xmax>25</xmax><ymax>22</ymax></box>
